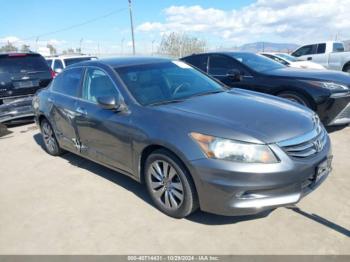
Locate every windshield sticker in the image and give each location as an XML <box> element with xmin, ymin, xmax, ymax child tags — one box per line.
<box><xmin>172</xmin><ymin>61</ymin><xmax>192</xmax><ymax>69</ymax></box>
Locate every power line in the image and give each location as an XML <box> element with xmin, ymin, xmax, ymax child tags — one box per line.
<box><xmin>14</xmin><ymin>7</ymin><xmax>127</xmax><ymax>43</ymax></box>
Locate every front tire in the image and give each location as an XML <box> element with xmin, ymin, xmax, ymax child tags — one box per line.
<box><xmin>40</xmin><ymin>119</ymin><xmax>64</xmax><ymax>156</ymax></box>
<box><xmin>277</xmin><ymin>91</ymin><xmax>310</xmax><ymax>108</ymax></box>
<box><xmin>145</xmin><ymin>149</ymin><xmax>198</xmax><ymax>218</ymax></box>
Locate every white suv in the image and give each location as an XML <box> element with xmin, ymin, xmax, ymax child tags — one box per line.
<box><xmin>46</xmin><ymin>55</ymin><xmax>97</xmax><ymax>75</ymax></box>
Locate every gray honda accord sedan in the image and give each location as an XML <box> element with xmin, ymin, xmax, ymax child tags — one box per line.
<box><xmin>33</xmin><ymin>57</ymin><xmax>332</xmax><ymax>218</ymax></box>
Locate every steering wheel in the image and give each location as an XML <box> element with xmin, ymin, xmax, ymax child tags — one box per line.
<box><xmin>172</xmin><ymin>82</ymin><xmax>191</xmax><ymax>96</ymax></box>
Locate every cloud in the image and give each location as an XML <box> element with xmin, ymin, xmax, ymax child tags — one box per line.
<box><xmin>136</xmin><ymin>0</ymin><xmax>350</xmax><ymax>45</ymax></box>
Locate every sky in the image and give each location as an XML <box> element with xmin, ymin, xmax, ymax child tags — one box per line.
<box><xmin>0</xmin><ymin>0</ymin><xmax>349</xmax><ymax>55</ymax></box>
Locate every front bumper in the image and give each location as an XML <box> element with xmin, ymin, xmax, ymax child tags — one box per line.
<box><xmin>0</xmin><ymin>96</ymin><xmax>34</xmax><ymax>123</ymax></box>
<box><xmin>187</xmin><ymin>136</ymin><xmax>332</xmax><ymax>216</ymax></box>
<box><xmin>319</xmin><ymin>93</ymin><xmax>350</xmax><ymax>126</ymax></box>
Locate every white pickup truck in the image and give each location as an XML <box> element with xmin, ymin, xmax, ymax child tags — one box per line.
<box><xmin>291</xmin><ymin>41</ymin><xmax>350</xmax><ymax>73</ymax></box>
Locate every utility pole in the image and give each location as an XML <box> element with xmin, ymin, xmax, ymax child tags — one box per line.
<box><xmin>79</xmin><ymin>38</ymin><xmax>84</xmax><ymax>53</ymax></box>
<box><xmin>151</xmin><ymin>39</ymin><xmax>155</xmax><ymax>56</ymax></box>
<box><xmin>128</xmin><ymin>0</ymin><xmax>136</xmax><ymax>55</ymax></box>
<box><xmin>36</xmin><ymin>37</ymin><xmax>39</xmax><ymax>52</ymax></box>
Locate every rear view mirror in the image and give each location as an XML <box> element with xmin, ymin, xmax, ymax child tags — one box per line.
<box><xmin>226</xmin><ymin>69</ymin><xmax>242</xmax><ymax>82</ymax></box>
<box><xmin>97</xmin><ymin>95</ymin><xmax>122</xmax><ymax>111</ymax></box>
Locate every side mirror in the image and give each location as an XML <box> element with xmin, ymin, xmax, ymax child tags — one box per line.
<box><xmin>226</xmin><ymin>69</ymin><xmax>242</xmax><ymax>82</ymax></box>
<box><xmin>55</xmin><ymin>68</ymin><xmax>63</xmax><ymax>74</ymax></box>
<box><xmin>97</xmin><ymin>95</ymin><xmax>122</xmax><ymax>111</ymax></box>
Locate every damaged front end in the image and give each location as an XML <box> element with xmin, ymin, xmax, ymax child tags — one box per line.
<box><xmin>0</xmin><ymin>96</ymin><xmax>34</xmax><ymax>124</ymax></box>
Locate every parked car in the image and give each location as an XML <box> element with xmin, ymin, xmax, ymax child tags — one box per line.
<box><xmin>46</xmin><ymin>55</ymin><xmax>97</xmax><ymax>76</ymax></box>
<box><xmin>0</xmin><ymin>52</ymin><xmax>53</xmax><ymax>123</ymax></box>
<box><xmin>291</xmin><ymin>41</ymin><xmax>350</xmax><ymax>73</ymax></box>
<box><xmin>261</xmin><ymin>52</ymin><xmax>326</xmax><ymax>70</ymax></box>
<box><xmin>181</xmin><ymin>52</ymin><xmax>350</xmax><ymax>126</ymax></box>
<box><xmin>33</xmin><ymin>57</ymin><xmax>332</xmax><ymax>218</ymax></box>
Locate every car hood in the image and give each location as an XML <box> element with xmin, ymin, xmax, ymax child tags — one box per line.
<box><xmin>162</xmin><ymin>89</ymin><xmax>315</xmax><ymax>144</ymax></box>
<box><xmin>290</xmin><ymin>61</ymin><xmax>325</xmax><ymax>70</ymax></box>
<box><xmin>265</xmin><ymin>67</ymin><xmax>350</xmax><ymax>85</ymax></box>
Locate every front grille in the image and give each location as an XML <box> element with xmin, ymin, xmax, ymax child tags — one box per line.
<box><xmin>336</xmin><ymin>103</ymin><xmax>350</xmax><ymax>119</ymax></box>
<box><xmin>278</xmin><ymin>127</ymin><xmax>327</xmax><ymax>158</ymax></box>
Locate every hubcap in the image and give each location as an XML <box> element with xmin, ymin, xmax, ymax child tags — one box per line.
<box><xmin>148</xmin><ymin>160</ymin><xmax>184</xmax><ymax>210</ymax></box>
<box><xmin>42</xmin><ymin>122</ymin><xmax>57</xmax><ymax>153</ymax></box>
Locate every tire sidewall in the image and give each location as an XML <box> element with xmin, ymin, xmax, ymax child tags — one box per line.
<box><xmin>278</xmin><ymin>91</ymin><xmax>310</xmax><ymax>108</ymax></box>
<box><xmin>145</xmin><ymin>151</ymin><xmax>196</xmax><ymax>218</ymax></box>
<box><xmin>40</xmin><ymin>119</ymin><xmax>61</xmax><ymax>156</ymax></box>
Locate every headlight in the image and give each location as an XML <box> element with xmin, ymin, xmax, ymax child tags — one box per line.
<box><xmin>305</xmin><ymin>81</ymin><xmax>349</xmax><ymax>91</ymax></box>
<box><xmin>190</xmin><ymin>132</ymin><xmax>278</xmax><ymax>164</ymax></box>
<box><xmin>322</xmin><ymin>82</ymin><xmax>348</xmax><ymax>91</ymax></box>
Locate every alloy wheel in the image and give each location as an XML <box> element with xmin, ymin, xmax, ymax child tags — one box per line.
<box><xmin>42</xmin><ymin>121</ymin><xmax>57</xmax><ymax>153</ymax></box>
<box><xmin>147</xmin><ymin>160</ymin><xmax>184</xmax><ymax>210</ymax></box>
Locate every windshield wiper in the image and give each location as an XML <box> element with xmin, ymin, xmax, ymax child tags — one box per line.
<box><xmin>148</xmin><ymin>99</ymin><xmax>185</xmax><ymax>106</ymax></box>
<box><xmin>187</xmin><ymin>90</ymin><xmax>225</xmax><ymax>99</ymax></box>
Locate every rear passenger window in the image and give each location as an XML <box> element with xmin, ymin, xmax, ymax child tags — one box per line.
<box><xmin>209</xmin><ymin>55</ymin><xmax>236</xmax><ymax>75</ymax></box>
<box><xmin>53</xmin><ymin>60</ymin><xmax>64</xmax><ymax>71</ymax></box>
<box><xmin>292</xmin><ymin>45</ymin><xmax>315</xmax><ymax>57</ymax></box>
<box><xmin>182</xmin><ymin>55</ymin><xmax>208</xmax><ymax>72</ymax></box>
<box><xmin>317</xmin><ymin>43</ymin><xmax>326</xmax><ymax>54</ymax></box>
<box><xmin>51</xmin><ymin>68</ymin><xmax>83</xmax><ymax>97</ymax></box>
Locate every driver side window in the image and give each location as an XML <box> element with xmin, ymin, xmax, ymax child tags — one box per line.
<box><xmin>82</xmin><ymin>68</ymin><xmax>119</xmax><ymax>103</ymax></box>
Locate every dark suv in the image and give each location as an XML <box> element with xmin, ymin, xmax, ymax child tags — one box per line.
<box><xmin>0</xmin><ymin>52</ymin><xmax>53</xmax><ymax>123</ymax></box>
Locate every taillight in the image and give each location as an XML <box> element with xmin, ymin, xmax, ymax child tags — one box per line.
<box><xmin>8</xmin><ymin>53</ymin><xmax>27</xmax><ymax>57</ymax></box>
<box><xmin>50</xmin><ymin>69</ymin><xmax>57</xmax><ymax>79</ymax></box>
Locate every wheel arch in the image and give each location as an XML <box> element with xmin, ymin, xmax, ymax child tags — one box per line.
<box><xmin>138</xmin><ymin>145</ymin><xmax>199</xmax><ymax>202</ymax></box>
<box><xmin>274</xmin><ymin>88</ymin><xmax>317</xmax><ymax>110</ymax></box>
<box><xmin>342</xmin><ymin>61</ymin><xmax>350</xmax><ymax>72</ymax></box>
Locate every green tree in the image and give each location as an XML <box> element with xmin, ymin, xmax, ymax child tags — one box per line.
<box><xmin>46</xmin><ymin>44</ymin><xmax>57</xmax><ymax>55</ymax></box>
<box><xmin>0</xmin><ymin>42</ymin><xmax>18</xmax><ymax>52</ymax></box>
<box><xmin>20</xmin><ymin>44</ymin><xmax>31</xmax><ymax>52</ymax></box>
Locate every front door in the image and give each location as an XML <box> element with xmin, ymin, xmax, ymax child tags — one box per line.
<box><xmin>208</xmin><ymin>54</ymin><xmax>256</xmax><ymax>90</ymax></box>
<box><xmin>75</xmin><ymin>67</ymin><xmax>133</xmax><ymax>173</ymax></box>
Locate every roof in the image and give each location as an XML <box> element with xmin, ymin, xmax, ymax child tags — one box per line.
<box><xmin>76</xmin><ymin>56</ymin><xmax>171</xmax><ymax>68</ymax></box>
<box><xmin>0</xmin><ymin>51</ymin><xmax>41</xmax><ymax>57</ymax></box>
<box><xmin>45</xmin><ymin>54</ymin><xmax>96</xmax><ymax>59</ymax></box>
<box><xmin>181</xmin><ymin>51</ymin><xmax>255</xmax><ymax>59</ymax></box>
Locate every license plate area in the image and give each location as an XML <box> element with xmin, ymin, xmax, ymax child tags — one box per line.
<box><xmin>13</xmin><ymin>80</ymin><xmax>38</xmax><ymax>89</ymax></box>
<box><xmin>315</xmin><ymin>156</ymin><xmax>332</xmax><ymax>184</ymax></box>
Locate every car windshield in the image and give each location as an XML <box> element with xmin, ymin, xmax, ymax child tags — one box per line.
<box><xmin>116</xmin><ymin>61</ymin><xmax>225</xmax><ymax>106</ymax></box>
<box><xmin>276</xmin><ymin>54</ymin><xmax>297</xmax><ymax>62</ymax></box>
<box><xmin>231</xmin><ymin>53</ymin><xmax>285</xmax><ymax>72</ymax></box>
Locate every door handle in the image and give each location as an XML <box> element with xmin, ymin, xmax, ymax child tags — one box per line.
<box><xmin>76</xmin><ymin>107</ymin><xmax>87</xmax><ymax>116</ymax></box>
<box><xmin>307</xmin><ymin>57</ymin><xmax>312</xmax><ymax>61</ymax></box>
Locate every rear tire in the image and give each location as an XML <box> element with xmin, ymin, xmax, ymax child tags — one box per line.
<box><xmin>277</xmin><ymin>91</ymin><xmax>311</xmax><ymax>108</ymax></box>
<box><xmin>144</xmin><ymin>149</ymin><xmax>198</xmax><ymax>218</ymax></box>
<box><xmin>40</xmin><ymin>119</ymin><xmax>64</xmax><ymax>156</ymax></box>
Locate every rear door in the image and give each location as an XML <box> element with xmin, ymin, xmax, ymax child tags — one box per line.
<box><xmin>309</xmin><ymin>43</ymin><xmax>328</xmax><ymax>67</ymax></box>
<box><xmin>0</xmin><ymin>53</ymin><xmax>52</xmax><ymax>103</ymax></box>
<box><xmin>48</xmin><ymin>67</ymin><xmax>84</xmax><ymax>152</ymax></box>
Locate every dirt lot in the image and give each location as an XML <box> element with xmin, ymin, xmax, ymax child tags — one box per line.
<box><xmin>0</xmin><ymin>123</ymin><xmax>349</xmax><ymax>255</ymax></box>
